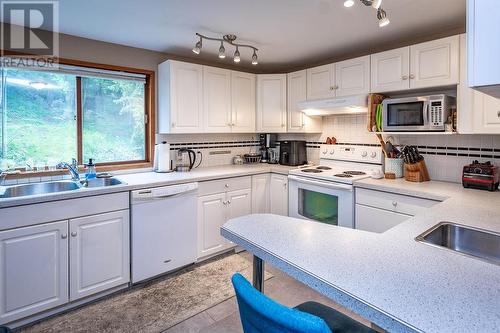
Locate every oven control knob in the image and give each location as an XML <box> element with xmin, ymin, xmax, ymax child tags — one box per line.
<box><xmin>322</xmin><ymin>149</ymin><xmax>328</xmax><ymax>155</ymax></box>
<box><xmin>329</xmin><ymin>149</ymin><xmax>335</xmax><ymax>155</ymax></box>
<box><xmin>361</xmin><ymin>151</ymin><xmax>368</xmax><ymax>157</ymax></box>
<box><xmin>370</xmin><ymin>151</ymin><xmax>377</xmax><ymax>158</ymax></box>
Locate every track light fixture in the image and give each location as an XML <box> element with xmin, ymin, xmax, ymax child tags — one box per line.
<box><xmin>192</xmin><ymin>33</ymin><xmax>259</xmax><ymax>65</ymax></box>
<box><xmin>192</xmin><ymin>36</ymin><xmax>202</xmax><ymax>54</ymax></box>
<box><xmin>344</xmin><ymin>0</ymin><xmax>390</xmax><ymax>27</ymax></box>
<box><xmin>218</xmin><ymin>41</ymin><xmax>226</xmax><ymax>59</ymax></box>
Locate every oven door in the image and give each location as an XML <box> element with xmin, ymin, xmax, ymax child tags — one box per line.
<box><xmin>288</xmin><ymin>175</ymin><xmax>354</xmax><ymax>228</ymax></box>
<box><xmin>382</xmin><ymin>98</ymin><xmax>430</xmax><ymax>131</ymax></box>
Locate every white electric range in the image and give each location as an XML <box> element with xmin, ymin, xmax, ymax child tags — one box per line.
<box><xmin>288</xmin><ymin>144</ymin><xmax>383</xmax><ymax>228</ymax></box>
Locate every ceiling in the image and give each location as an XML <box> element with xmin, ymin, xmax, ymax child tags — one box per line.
<box><xmin>4</xmin><ymin>0</ymin><xmax>466</xmax><ymax>72</ymax></box>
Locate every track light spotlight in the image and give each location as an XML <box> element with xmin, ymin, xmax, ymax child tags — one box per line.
<box><xmin>377</xmin><ymin>8</ymin><xmax>390</xmax><ymax>27</ymax></box>
<box><xmin>192</xmin><ymin>37</ymin><xmax>202</xmax><ymax>54</ymax></box>
<box><xmin>234</xmin><ymin>47</ymin><xmax>241</xmax><ymax>63</ymax></box>
<box><xmin>344</xmin><ymin>0</ymin><xmax>355</xmax><ymax>7</ymax></box>
<box><xmin>251</xmin><ymin>51</ymin><xmax>258</xmax><ymax>65</ymax></box>
<box><xmin>218</xmin><ymin>42</ymin><xmax>226</xmax><ymax>59</ymax></box>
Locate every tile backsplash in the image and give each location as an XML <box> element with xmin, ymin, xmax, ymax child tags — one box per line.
<box><xmin>157</xmin><ymin>133</ymin><xmax>259</xmax><ymax>168</ymax></box>
<box><xmin>157</xmin><ymin>115</ymin><xmax>500</xmax><ymax>184</ymax></box>
<box><xmin>279</xmin><ymin>114</ymin><xmax>500</xmax><ymax>183</ymax></box>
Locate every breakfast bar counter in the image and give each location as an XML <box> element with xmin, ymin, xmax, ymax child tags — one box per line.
<box><xmin>221</xmin><ymin>185</ymin><xmax>500</xmax><ymax>333</ymax></box>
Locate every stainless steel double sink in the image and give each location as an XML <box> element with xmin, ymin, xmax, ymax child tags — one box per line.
<box><xmin>416</xmin><ymin>222</ymin><xmax>500</xmax><ymax>265</ymax></box>
<box><xmin>0</xmin><ymin>177</ymin><xmax>125</xmax><ymax>199</ymax></box>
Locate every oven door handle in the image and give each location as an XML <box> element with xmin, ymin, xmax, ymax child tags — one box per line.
<box><xmin>288</xmin><ymin>175</ymin><xmax>353</xmax><ymax>191</ymax></box>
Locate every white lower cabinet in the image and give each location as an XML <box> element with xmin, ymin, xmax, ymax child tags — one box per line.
<box><xmin>355</xmin><ymin>188</ymin><xmax>439</xmax><ymax>233</ymax></box>
<box><xmin>197</xmin><ymin>177</ymin><xmax>252</xmax><ymax>260</ymax></box>
<box><xmin>69</xmin><ymin>210</ymin><xmax>130</xmax><ymax>301</ymax></box>
<box><xmin>251</xmin><ymin>174</ymin><xmax>270</xmax><ymax>213</ymax></box>
<box><xmin>355</xmin><ymin>205</ymin><xmax>411</xmax><ymax>234</ymax></box>
<box><xmin>0</xmin><ymin>221</ymin><xmax>69</xmax><ymax>324</ymax></box>
<box><xmin>270</xmin><ymin>174</ymin><xmax>288</xmax><ymax>216</ymax></box>
<box><xmin>0</xmin><ymin>193</ymin><xmax>130</xmax><ymax>325</ymax></box>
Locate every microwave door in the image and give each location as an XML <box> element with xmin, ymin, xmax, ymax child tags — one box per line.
<box><xmin>383</xmin><ymin>99</ymin><xmax>426</xmax><ymax>131</ymax></box>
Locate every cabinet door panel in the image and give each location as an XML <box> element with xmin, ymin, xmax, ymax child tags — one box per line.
<box><xmin>256</xmin><ymin>75</ymin><xmax>287</xmax><ymax>132</ymax></box>
<box><xmin>355</xmin><ymin>204</ymin><xmax>411</xmax><ymax>233</ymax></box>
<box><xmin>270</xmin><ymin>174</ymin><xmax>288</xmax><ymax>216</ymax></box>
<box><xmin>252</xmin><ymin>174</ymin><xmax>270</xmax><ymax>214</ymax></box>
<box><xmin>473</xmin><ymin>92</ymin><xmax>500</xmax><ymax>133</ymax></box>
<box><xmin>371</xmin><ymin>47</ymin><xmax>410</xmax><ymax>93</ymax></box>
<box><xmin>410</xmin><ymin>35</ymin><xmax>459</xmax><ymax>89</ymax></box>
<box><xmin>203</xmin><ymin>67</ymin><xmax>232</xmax><ymax>133</ymax></box>
<box><xmin>307</xmin><ymin>64</ymin><xmax>335</xmax><ymax>100</ymax></box>
<box><xmin>335</xmin><ymin>56</ymin><xmax>370</xmax><ymax>97</ymax></box>
<box><xmin>170</xmin><ymin>61</ymin><xmax>204</xmax><ymax>133</ymax></box>
<box><xmin>69</xmin><ymin>210</ymin><xmax>130</xmax><ymax>301</ymax></box>
<box><xmin>231</xmin><ymin>71</ymin><xmax>256</xmax><ymax>133</ymax></box>
<box><xmin>226</xmin><ymin>188</ymin><xmax>252</xmax><ymax>248</ymax></box>
<box><xmin>0</xmin><ymin>221</ymin><xmax>68</xmax><ymax>324</ymax></box>
<box><xmin>287</xmin><ymin>70</ymin><xmax>306</xmax><ymax>132</ymax></box>
<box><xmin>197</xmin><ymin>193</ymin><xmax>227</xmax><ymax>259</ymax></box>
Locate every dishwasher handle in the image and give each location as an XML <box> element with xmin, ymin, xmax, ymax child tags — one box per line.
<box><xmin>132</xmin><ymin>182</ymin><xmax>198</xmax><ymax>202</ymax></box>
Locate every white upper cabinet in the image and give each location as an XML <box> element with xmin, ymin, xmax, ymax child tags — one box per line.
<box><xmin>457</xmin><ymin>33</ymin><xmax>500</xmax><ymax>134</ymax></box>
<box><xmin>287</xmin><ymin>70</ymin><xmax>322</xmax><ymax>133</ymax></box>
<box><xmin>371</xmin><ymin>36</ymin><xmax>459</xmax><ymax>93</ymax></box>
<box><xmin>158</xmin><ymin>60</ymin><xmax>204</xmax><ymax>133</ymax></box>
<box><xmin>467</xmin><ymin>0</ymin><xmax>500</xmax><ymax>98</ymax></box>
<box><xmin>203</xmin><ymin>67</ymin><xmax>232</xmax><ymax>133</ymax></box>
<box><xmin>371</xmin><ymin>47</ymin><xmax>410</xmax><ymax>93</ymax></box>
<box><xmin>410</xmin><ymin>35</ymin><xmax>459</xmax><ymax>89</ymax></box>
<box><xmin>256</xmin><ymin>74</ymin><xmax>287</xmax><ymax>133</ymax></box>
<box><xmin>231</xmin><ymin>71</ymin><xmax>256</xmax><ymax>133</ymax></box>
<box><xmin>0</xmin><ymin>221</ymin><xmax>68</xmax><ymax>324</ymax></box>
<box><xmin>335</xmin><ymin>55</ymin><xmax>370</xmax><ymax>97</ymax></box>
<box><xmin>307</xmin><ymin>64</ymin><xmax>335</xmax><ymax>100</ymax></box>
<box><xmin>306</xmin><ymin>56</ymin><xmax>369</xmax><ymax>99</ymax></box>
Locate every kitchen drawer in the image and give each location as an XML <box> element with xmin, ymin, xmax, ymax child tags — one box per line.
<box><xmin>355</xmin><ymin>204</ymin><xmax>412</xmax><ymax>233</ymax></box>
<box><xmin>355</xmin><ymin>188</ymin><xmax>438</xmax><ymax>216</ymax></box>
<box><xmin>198</xmin><ymin>176</ymin><xmax>251</xmax><ymax>196</ymax></box>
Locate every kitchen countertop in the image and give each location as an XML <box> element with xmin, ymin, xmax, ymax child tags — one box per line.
<box><xmin>221</xmin><ymin>181</ymin><xmax>500</xmax><ymax>333</ymax></box>
<box><xmin>0</xmin><ymin>164</ymin><xmax>294</xmax><ymax>209</ymax></box>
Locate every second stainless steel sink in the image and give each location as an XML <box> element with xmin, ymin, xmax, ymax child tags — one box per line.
<box><xmin>82</xmin><ymin>177</ymin><xmax>125</xmax><ymax>188</ymax></box>
<box><xmin>0</xmin><ymin>181</ymin><xmax>81</xmax><ymax>198</ymax></box>
<box><xmin>416</xmin><ymin>222</ymin><xmax>500</xmax><ymax>265</ymax></box>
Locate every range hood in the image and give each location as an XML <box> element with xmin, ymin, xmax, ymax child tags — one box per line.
<box><xmin>298</xmin><ymin>95</ymin><xmax>368</xmax><ymax>116</ymax></box>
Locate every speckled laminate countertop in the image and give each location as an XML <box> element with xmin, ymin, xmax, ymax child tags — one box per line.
<box><xmin>0</xmin><ymin>164</ymin><xmax>294</xmax><ymax>209</ymax></box>
<box><xmin>221</xmin><ymin>180</ymin><xmax>500</xmax><ymax>333</ymax></box>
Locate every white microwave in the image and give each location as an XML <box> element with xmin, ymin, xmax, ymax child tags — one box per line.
<box><xmin>382</xmin><ymin>94</ymin><xmax>455</xmax><ymax>131</ymax></box>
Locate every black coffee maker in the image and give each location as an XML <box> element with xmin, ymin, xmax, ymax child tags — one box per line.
<box><xmin>279</xmin><ymin>141</ymin><xmax>307</xmax><ymax>166</ymax></box>
<box><xmin>259</xmin><ymin>134</ymin><xmax>277</xmax><ymax>163</ymax></box>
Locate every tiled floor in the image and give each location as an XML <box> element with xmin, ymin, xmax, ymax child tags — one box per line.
<box><xmin>164</xmin><ymin>251</ymin><xmax>374</xmax><ymax>333</ymax></box>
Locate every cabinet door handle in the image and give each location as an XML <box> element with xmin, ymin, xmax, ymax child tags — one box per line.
<box><xmin>225</xmin><ymin>184</ymin><xmax>229</xmax><ymax>188</ymax></box>
<box><xmin>409</xmin><ymin>74</ymin><xmax>415</xmax><ymax>80</ymax></box>
<box><xmin>61</xmin><ymin>234</ymin><xmax>67</xmax><ymax>239</ymax></box>
<box><xmin>334</xmin><ymin>85</ymin><xmax>339</xmax><ymax>90</ymax></box>
<box><xmin>497</xmin><ymin>111</ymin><xmax>500</xmax><ymax>118</ymax></box>
<box><xmin>392</xmin><ymin>201</ymin><xmax>398</xmax><ymax>207</ymax></box>
<box><xmin>227</xmin><ymin>200</ymin><xmax>231</xmax><ymax>205</ymax></box>
<box><xmin>223</xmin><ymin>200</ymin><xmax>227</xmax><ymax>205</ymax></box>
<box><xmin>281</xmin><ymin>123</ymin><xmax>285</xmax><ymax>127</ymax></box>
<box><xmin>330</xmin><ymin>86</ymin><xmax>334</xmax><ymax>91</ymax></box>
<box><xmin>171</xmin><ymin>122</ymin><xmax>176</xmax><ymax>127</ymax></box>
<box><xmin>71</xmin><ymin>231</ymin><xmax>77</xmax><ymax>237</ymax></box>
<box><xmin>402</xmin><ymin>75</ymin><xmax>408</xmax><ymax>80</ymax></box>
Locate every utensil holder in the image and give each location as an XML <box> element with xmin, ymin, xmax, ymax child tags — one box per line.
<box><xmin>385</xmin><ymin>158</ymin><xmax>404</xmax><ymax>178</ymax></box>
<box><xmin>404</xmin><ymin>160</ymin><xmax>430</xmax><ymax>182</ymax></box>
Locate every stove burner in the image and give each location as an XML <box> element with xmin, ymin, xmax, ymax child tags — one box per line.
<box><xmin>302</xmin><ymin>169</ymin><xmax>323</xmax><ymax>173</ymax></box>
<box><xmin>316</xmin><ymin>166</ymin><xmax>332</xmax><ymax>170</ymax></box>
<box><xmin>334</xmin><ymin>174</ymin><xmax>353</xmax><ymax>178</ymax></box>
<box><xmin>343</xmin><ymin>171</ymin><xmax>366</xmax><ymax>176</ymax></box>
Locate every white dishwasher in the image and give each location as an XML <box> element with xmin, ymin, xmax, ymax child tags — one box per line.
<box><xmin>131</xmin><ymin>182</ymin><xmax>198</xmax><ymax>283</ymax></box>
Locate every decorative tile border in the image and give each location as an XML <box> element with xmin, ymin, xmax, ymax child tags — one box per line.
<box><xmin>417</xmin><ymin>146</ymin><xmax>500</xmax><ymax>159</ymax></box>
<box><xmin>169</xmin><ymin>140</ymin><xmax>260</xmax><ymax>150</ymax></box>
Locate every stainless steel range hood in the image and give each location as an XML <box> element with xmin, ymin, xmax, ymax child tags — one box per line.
<box><xmin>297</xmin><ymin>95</ymin><xmax>368</xmax><ymax>116</ymax></box>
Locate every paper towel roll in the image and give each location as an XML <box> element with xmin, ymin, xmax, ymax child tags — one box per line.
<box><xmin>155</xmin><ymin>141</ymin><xmax>171</xmax><ymax>173</ymax></box>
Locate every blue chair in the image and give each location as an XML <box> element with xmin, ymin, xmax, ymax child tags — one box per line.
<box><xmin>232</xmin><ymin>273</ymin><xmax>377</xmax><ymax>333</ymax></box>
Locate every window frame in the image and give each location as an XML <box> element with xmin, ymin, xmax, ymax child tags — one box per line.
<box><xmin>1</xmin><ymin>57</ymin><xmax>156</xmax><ymax>175</ymax></box>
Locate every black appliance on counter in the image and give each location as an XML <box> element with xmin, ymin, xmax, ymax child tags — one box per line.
<box><xmin>259</xmin><ymin>134</ymin><xmax>277</xmax><ymax>163</ymax></box>
<box><xmin>279</xmin><ymin>140</ymin><xmax>307</xmax><ymax>166</ymax></box>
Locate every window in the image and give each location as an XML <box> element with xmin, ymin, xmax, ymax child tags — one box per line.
<box><xmin>0</xmin><ymin>62</ymin><xmax>151</xmax><ymax>170</ymax></box>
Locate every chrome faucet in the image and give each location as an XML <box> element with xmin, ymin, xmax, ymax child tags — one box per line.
<box><xmin>57</xmin><ymin>158</ymin><xmax>80</xmax><ymax>181</ymax></box>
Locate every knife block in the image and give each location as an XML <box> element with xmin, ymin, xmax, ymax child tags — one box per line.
<box><xmin>404</xmin><ymin>160</ymin><xmax>430</xmax><ymax>182</ymax></box>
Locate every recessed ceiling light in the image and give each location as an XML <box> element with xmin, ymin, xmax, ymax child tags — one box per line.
<box><xmin>344</xmin><ymin>0</ymin><xmax>355</xmax><ymax>7</ymax></box>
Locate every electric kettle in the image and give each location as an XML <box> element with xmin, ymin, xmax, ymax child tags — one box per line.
<box><xmin>175</xmin><ymin>148</ymin><xmax>196</xmax><ymax>172</ymax></box>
